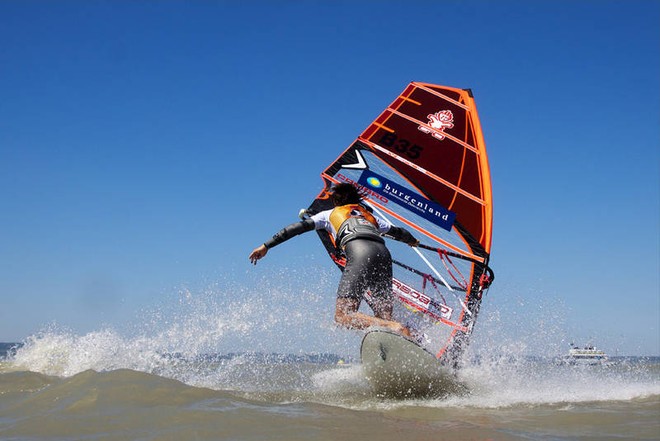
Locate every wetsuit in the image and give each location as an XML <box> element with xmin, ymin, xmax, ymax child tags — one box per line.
<box><xmin>263</xmin><ymin>204</ymin><xmax>416</xmax><ymax>314</ymax></box>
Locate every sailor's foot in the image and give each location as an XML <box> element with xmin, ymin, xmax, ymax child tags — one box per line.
<box><xmin>389</xmin><ymin>322</ymin><xmax>412</xmax><ymax>338</ymax></box>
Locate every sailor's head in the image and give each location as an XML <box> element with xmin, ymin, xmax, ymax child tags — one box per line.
<box><xmin>330</xmin><ymin>183</ymin><xmax>362</xmax><ymax>206</ymax></box>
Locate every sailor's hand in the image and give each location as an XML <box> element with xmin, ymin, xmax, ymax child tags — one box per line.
<box><xmin>400</xmin><ymin>228</ymin><xmax>419</xmax><ymax>247</ymax></box>
<box><xmin>249</xmin><ymin>245</ymin><xmax>268</xmax><ymax>265</ymax></box>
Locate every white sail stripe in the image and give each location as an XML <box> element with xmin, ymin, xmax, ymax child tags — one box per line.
<box><xmin>366</xmin><ymin>202</ymin><xmax>472</xmax><ymax>317</ymax></box>
<box><xmin>387</xmin><ymin>108</ymin><xmax>480</xmax><ymax>154</ymax></box>
<box><xmin>360</xmin><ymin>193</ymin><xmax>483</xmax><ymax>262</ymax></box>
<box><xmin>342</xmin><ymin>149</ymin><xmax>367</xmax><ymax>170</ymax></box>
<box><xmin>370</xmin><ymin>143</ymin><xmax>487</xmax><ymax>206</ymax></box>
<box><xmin>411</xmin><ymin>247</ymin><xmax>471</xmax><ymax>317</ymax></box>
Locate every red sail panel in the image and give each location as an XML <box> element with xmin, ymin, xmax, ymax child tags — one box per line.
<box><xmin>359</xmin><ymin>82</ymin><xmax>493</xmax><ymax>255</ymax></box>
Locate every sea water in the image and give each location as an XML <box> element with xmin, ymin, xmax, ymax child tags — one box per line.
<box><xmin>1</xmin><ymin>280</ymin><xmax>658</xmax><ymax>440</ymax></box>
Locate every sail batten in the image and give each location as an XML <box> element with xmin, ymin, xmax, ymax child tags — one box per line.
<box><xmin>412</xmin><ymin>83</ymin><xmax>471</xmax><ymax>110</ymax></box>
<box><xmin>384</xmin><ymin>108</ymin><xmax>481</xmax><ymax>154</ymax></box>
<box><xmin>369</xmin><ymin>143</ymin><xmax>487</xmax><ymax>205</ymax></box>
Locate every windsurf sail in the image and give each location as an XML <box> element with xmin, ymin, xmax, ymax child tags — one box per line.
<box><xmin>304</xmin><ymin>82</ymin><xmax>494</xmax><ymax>367</ymax></box>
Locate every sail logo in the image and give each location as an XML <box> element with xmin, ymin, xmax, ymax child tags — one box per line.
<box><xmin>357</xmin><ymin>171</ymin><xmax>455</xmax><ymax>232</ymax></box>
<box><xmin>393</xmin><ymin>278</ymin><xmax>453</xmax><ymax>320</ymax></box>
<box><xmin>336</xmin><ymin>173</ymin><xmax>388</xmax><ymax>203</ymax></box>
<box><xmin>366</xmin><ymin>176</ymin><xmax>382</xmax><ymax>188</ymax></box>
<box><xmin>418</xmin><ymin>110</ymin><xmax>454</xmax><ymax>140</ymax></box>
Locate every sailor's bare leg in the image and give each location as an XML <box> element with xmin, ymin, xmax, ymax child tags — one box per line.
<box><xmin>335</xmin><ymin>298</ymin><xmax>410</xmax><ymax>337</ymax></box>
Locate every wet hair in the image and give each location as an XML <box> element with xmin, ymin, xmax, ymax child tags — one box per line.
<box><xmin>331</xmin><ymin>183</ymin><xmax>362</xmax><ymax>206</ymax></box>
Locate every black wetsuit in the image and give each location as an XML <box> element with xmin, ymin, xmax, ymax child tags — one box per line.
<box><xmin>262</xmin><ymin>204</ymin><xmax>416</xmax><ymax>314</ymax></box>
<box><xmin>338</xmin><ymin>239</ymin><xmax>393</xmax><ymax>315</ymax></box>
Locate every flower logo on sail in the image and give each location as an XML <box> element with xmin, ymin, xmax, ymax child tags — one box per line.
<box><xmin>418</xmin><ymin>110</ymin><xmax>454</xmax><ymax>140</ymax></box>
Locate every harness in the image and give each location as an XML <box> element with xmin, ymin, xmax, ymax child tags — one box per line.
<box><xmin>329</xmin><ymin>204</ymin><xmax>384</xmax><ymax>248</ymax></box>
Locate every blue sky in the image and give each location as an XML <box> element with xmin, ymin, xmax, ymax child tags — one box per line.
<box><xmin>1</xmin><ymin>0</ymin><xmax>658</xmax><ymax>356</ymax></box>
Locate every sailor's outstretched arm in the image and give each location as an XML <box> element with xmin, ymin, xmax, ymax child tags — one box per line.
<box><xmin>249</xmin><ymin>218</ymin><xmax>316</xmax><ymax>264</ymax></box>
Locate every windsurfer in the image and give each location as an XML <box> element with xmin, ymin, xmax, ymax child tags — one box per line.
<box><xmin>249</xmin><ymin>183</ymin><xmax>419</xmax><ymax>337</ymax></box>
